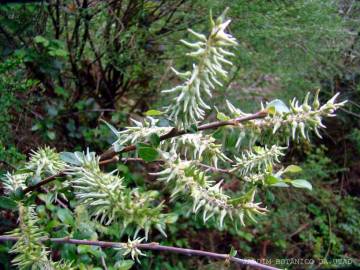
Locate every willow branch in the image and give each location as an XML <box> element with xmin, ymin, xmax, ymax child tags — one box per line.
<box><xmin>100</xmin><ymin>110</ymin><xmax>268</xmax><ymax>160</ymax></box>
<box><xmin>22</xmin><ymin>156</ymin><xmax>120</xmax><ymax>194</ymax></box>
<box><xmin>0</xmin><ymin>236</ymin><xmax>279</xmax><ymax>270</ymax></box>
<box><xmin>22</xmin><ymin>110</ymin><xmax>267</xmax><ymax>194</ymax></box>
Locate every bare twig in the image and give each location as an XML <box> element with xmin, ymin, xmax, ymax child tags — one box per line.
<box><xmin>0</xmin><ymin>236</ymin><xmax>279</xmax><ymax>270</ymax></box>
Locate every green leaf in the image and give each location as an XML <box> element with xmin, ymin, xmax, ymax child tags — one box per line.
<box><xmin>54</xmin><ymin>86</ymin><xmax>70</xmax><ymax>98</ymax></box>
<box><xmin>283</xmin><ymin>165</ymin><xmax>302</xmax><ymax>174</ymax></box>
<box><xmin>291</xmin><ymin>179</ymin><xmax>312</xmax><ymax>190</ymax></box>
<box><xmin>13</xmin><ymin>187</ymin><xmax>25</xmax><ymax>201</ymax></box>
<box><xmin>60</xmin><ymin>152</ymin><xmax>81</xmax><ymax>165</ymax></box>
<box><xmin>265</xmin><ymin>175</ymin><xmax>281</xmax><ymax>185</ymax></box>
<box><xmin>188</xmin><ymin>124</ymin><xmax>198</xmax><ymax>133</ymax></box>
<box><xmin>229</xmin><ymin>246</ymin><xmax>237</xmax><ymax>257</ymax></box>
<box><xmin>217</xmin><ymin>112</ymin><xmax>230</xmax><ymax>121</ymax></box>
<box><xmin>115</xmin><ymin>260</ymin><xmax>135</xmax><ymax>270</ymax></box>
<box><xmin>137</xmin><ymin>143</ymin><xmax>159</xmax><ymax>162</ymax></box>
<box><xmin>266</xmin><ymin>99</ymin><xmax>290</xmax><ymax>114</ymax></box>
<box><xmin>0</xmin><ymin>196</ymin><xmax>18</xmax><ymax>210</ymax></box>
<box><xmin>31</xmin><ymin>123</ymin><xmax>41</xmax><ymax>131</ymax></box>
<box><xmin>57</xmin><ymin>208</ymin><xmax>75</xmax><ymax>226</ymax></box>
<box><xmin>49</xmin><ymin>49</ymin><xmax>68</xmax><ymax>57</ymax></box>
<box><xmin>38</xmin><ymin>193</ymin><xmax>54</xmax><ymax>205</ymax></box>
<box><xmin>157</xmin><ymin>118</ymin><xmax>174</xmax><ymax>127</ymax></box>
<box><xmin>164</xmin><ymin>213</ymin><xmax>178</xmax><ymax>224</ymax></box>
<box><xmin>47</xmin><ymin>131</ymin><xmax>56</xmax><ymax>140</ymax></box>
<box><xmin>34</xmin><ymin>35</ymin><xmax>49</xmax><ymax>47</ymax></box>
<box><xmin>253</xmin><ymin>146</ymin><xmax>264</xmax><ymax>154</ymax></box>
<box><xmin>267</xmin><ymin>106</ymin><xmax>276</xmax><ymax>115</ymax></box>
<box><xmin>102</xmin><ymin>120</ymin><xmax>119</xmax><ymax>135</ymax></box>
<box><xmin>265</xmin><ymin>190</ymin><xmax>275</xmax><ymax>202</ymax></box>
<box><xmin>265</xmin><ymin>175</ymin><xmax>289</xmax><ymax>187</ymax></box>
<box><xmin>77</xmin><ymin>245</ymin><xmax>104</xmax><ymax>258</ymax></box>
<box><xmin>144</xmin><ymin>109</ymin><xmax>163</xmax><ymax>116</ymax></box>
<box><xmin>149</xmin><ymin>133</ymin><xmax>160</xmax><ymax>147</ymax></box>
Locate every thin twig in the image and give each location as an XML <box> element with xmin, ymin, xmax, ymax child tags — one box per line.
<box><xmin>23</xmin><ymin>172</ymin><xmax>65</xmax><ymax>194</ymax></box>
<box><xmin>0</xmin><ymin>236</ymin><xmax>279</xmax><ymax>270</ymax></box>
<box><xmin>197</xmin><ymin>163</ymin><xmax>233</xmax><ymax>175</ymax></box>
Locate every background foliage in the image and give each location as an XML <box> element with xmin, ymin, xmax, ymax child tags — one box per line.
<box><xmin>0</xmin><ymin>0</ymin><xmax>359</xmax><ymax>269</ymax></box>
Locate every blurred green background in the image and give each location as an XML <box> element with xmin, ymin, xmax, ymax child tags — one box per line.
<box><xmin>0</xmin><ymin>0</ymin><xmax>359</xmax><ymax>269</ymax></box>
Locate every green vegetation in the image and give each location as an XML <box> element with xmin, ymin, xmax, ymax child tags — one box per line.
<box><xmin>0</xmin><ymin>1</ymin><xmax>359</xmax><ymax>269</ymax></box>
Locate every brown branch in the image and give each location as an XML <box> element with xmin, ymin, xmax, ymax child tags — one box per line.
<box><xmin>22</xmin><ymin>110</ymin><xmax>268</xmax><ymax>194</ymax></box>
<box><xmin>23</xmin><ymin>172</ymin><xmax>65</xmax><ymax>194</ymax></box>
<box><xmin>0</xmin><ymin>236</ymin><xmax>279</xmax><ymax>270</ymax></box>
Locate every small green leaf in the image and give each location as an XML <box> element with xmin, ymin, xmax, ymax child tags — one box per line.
<box><xmin>144</xmin><ymin>109</ymin><xmax>163</xmax><ymax>116</ymax></box>
<box><xmin>265</xmin><ymin>175</ymin><xmax>281</xmax><ymax>185</ymax></box>
<box><xmin>57</xmin><ymin>208</ymin><xmax>75</xmax><ymax>226</ymax></box>
<box><xmin>55</xmin><ymin>86</ymin><xmax>70</xmax><ymax>98</ymax></box>
<box><xmin>34</xmin><ymin>35</ymin><xmax>49</xmax><ymax>47</ymax></box>
<box><xmin>229</xmin><ymin>246</ymin><xmax>237</xmax><ymax>257</ymax></box>
<box><xmin>38</xmin><ymin>193</ymin><xmax>54</xmax><ymax>205</ymax></box>
<box><xmin>164</xmin><ymin>213</ymin><xmax>178</xmax><ymax>224</ymax></box>
<box><xmin>265</xmin><ymin>175</ymin><xmax>289</xmax><ymax>187</ymax></box>
<box><xmin>267</xmin><ymin>106</ymin><xmax>276</xmax><ymax>115</ymax></box>
<box><xmin>0</xmin><ymin>196</ymin><xmax>18</xmax><ymax>210</ymax></box>
<box><xmin>47</xmin><ymin>131</ymin><xmax>56</xmax><ymax>140</ymax></box>
<box><xmin>60</xmin><ymin>152</ymin><xmax>81</xmax><ymax>165</ymax></box>
<box><xmin>149</xmin><ymin>133</ymin><xmax>160</xmax><ymax>147</ymax></box>
<box><xmin>272</xmin><ymin>182</ymin><xmax>290</xmax><ymax>187</ymax></box>
<box><xmin>13</xmin><ymin>187</ymin><xmax>25</xmax><ymax>201</ymax></box>
<box><xmin>188</xmin><ymin>124</ymin><xmax>198</xmax><ymax>133</ymax></box>
<box><xmin>266</xmin><ymin>99</ymin><xmax>290</xmax><ymax>114</ymax></box>
<box><xmin>115</xmin><ymin>260</ymin><xmax>135</xmax><ymax>270</ymax></box>
<box><xmin>253</xmin><ymin>146</ymin><xmax>264</xmax><ymax>154</ymax></box>
<box><xmin>77</xmin><ymin>245</ymin><xmax>104</xmax><ymax>258</ymax></box>
<box><xmin>284</xmin><ymin>165</ymin><xmax>302</xmax><ymax>174</ymax></box>
<box><xmin>157</xmin><ymin>118</ymin><xmax>174</xmax><ymax>127</ymax></box>
<box><xmin>49</xmin><ymin>49</ymin><xmax>68</xmax><ymax>57</ymax></box>
<box><xmin>101</xmin><ymin>120</ymin><xmax>119</xmax><ymax>135</ymax></box>
<box><xmin>31</xmin><ymin>123</ymin><xmax>41</xmax><ymax>131</ymax></box>
<box><xmin>217</xmin><ymin>112</ymin><xmax>230</xmax><ymax>121</ymax></box>
<box><xmin>291</xmin><ymin>179</ymin><xmax>312</xmax><ymax>190</ymax></box>
<box><xmin>265</xmin><ymin>190</ymin><xmax>275</xmax><ymax>202</ymax></box>
<box><xmin>137</xmin><ymin>143</ymin><xmax>159</xmax><ymax>162</ymax></box>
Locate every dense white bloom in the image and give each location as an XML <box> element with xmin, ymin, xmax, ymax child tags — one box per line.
<box><xmin>152</xmin><ymin>154</ymin><xmax>267</xmax><ymax>228</ymax></box>
<box><xmin>2</xmin><ymin>172</ymin><xmax>29</xmax><ymax>194</ymax></box>
<box><xmin>8</xmin><ymin>204</ymin><xmax>75</xmax><ymax>270</ymax></box>
<box><xmin>26</xmin><ymin>147</ymin><xmax>66</xmax><ymax>176</ymax></box>
<box><xmin>231</xmin><ymin>145</ymin><xmax>286</xmax><ymax>175</ymax></box>
<box><xmin>167</xmin><ymin>132</ymin><xmax>232</xmax><ymax>167</ymax></box>
<box><xmin>227</xmin><ymin>91</ymin><xmax>347</xmax><ymax>143</ymax></box>
<box><xmin>163</xmin><ymin>12</ymin><xmax>237</xmax><ymax>128</ymax></box>
<box><xmin>106</xmin><ymin>117</ymin><xmax>172</xmax><ymax>151</ymax></box>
